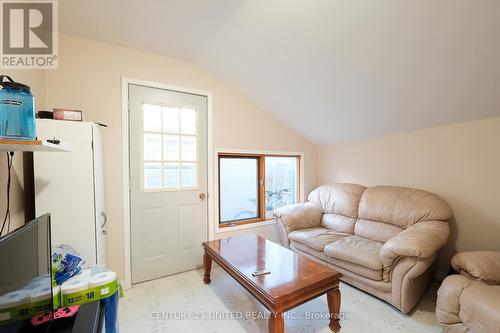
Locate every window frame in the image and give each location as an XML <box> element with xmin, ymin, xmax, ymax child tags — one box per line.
<box><xmin>217</xmin><ymin>152</ymin><xmax>302</xmax><ymax>228</ymax></box>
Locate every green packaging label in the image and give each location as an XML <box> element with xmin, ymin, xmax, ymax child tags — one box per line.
<box><xmin>62</xmin><ymin>279</ymin><xmax>118</xmax><ymax>307</ymax></box>
<box><xmin>0</xmin><ymin>299</ymin><xmax>52</xmax><ymax>324</ymax></box>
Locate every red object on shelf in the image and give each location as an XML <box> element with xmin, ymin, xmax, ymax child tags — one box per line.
<box><xmin>53</xmin><ymin>108</ymin><xmax>83</xmax><ymax>121</ymax></box>
<box><xmin>30</xmin><ymin>305</ymin><xmax>80</xmax><ymax>326</ymax></box>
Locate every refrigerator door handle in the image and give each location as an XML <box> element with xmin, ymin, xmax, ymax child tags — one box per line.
<box><xmin>100</xmin><ymin>211</ymin><xmax>108</xmax><ymax>228</ymax></box>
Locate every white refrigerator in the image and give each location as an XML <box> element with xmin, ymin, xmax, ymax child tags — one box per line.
<box><xmin>34</xmin><ymin>119</ymin><xmax>106</xmax><ymax>267</ymax></box>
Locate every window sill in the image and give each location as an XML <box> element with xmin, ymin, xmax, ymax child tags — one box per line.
<box><xmin>216</xmin><ymin>218</ymin><xmax>277</xmax><ymax>234</ymax></box>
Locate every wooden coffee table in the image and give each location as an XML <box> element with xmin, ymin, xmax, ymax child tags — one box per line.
<box><xmin>202</xmin><ymin>234</ymin><xmax>342</xmax><ymax>333</ymax></box>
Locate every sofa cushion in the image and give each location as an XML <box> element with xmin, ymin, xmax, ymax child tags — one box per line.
<box><xmin>308</xmin><ymin>184</ymin><xmax>366</xmax><ymax>218</ymax></box>
<box><xmin>332</xmin><ymin>257</ymin><xmax>383</xmax><ymax>281</ymax></box>
<box><xmin>290</xmin><ymin>240</ymin><xmax>383</xmax><ymax>281</ymax></box>
<box><xmin>321</xmin><ymin>214</ymin><xmax>357</xmax><ymax>234</ymax></box>
<box><xmin>324</xmin><ymin>235</ymin><xmax>383</xmax><ymax>271</ymax></box>
<box><xmin>354</xmin><ymin>219</ymin><xmax>403</xmax><ymax>243</ymax></box>
<box><xmin>288</xmin><ymin>227</ymin><xmax>349</xmax><ymax>251</ymax></box>
<box><xmin>358</xmin><ymin>186</ymin><xmax>452</xmax><ymax>228</ymax></box>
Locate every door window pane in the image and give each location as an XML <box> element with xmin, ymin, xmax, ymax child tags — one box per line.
<box><xmin>181</xmin><ymin>136</ymin><xmax>196</xmax><ymax>161</ymax></box>
<box><xmin>163</xmin><ymin>135</ymin><xmax>180</xmax><ymax>161</ymax></box>
<box><xmin>144</xmin><ymin>133</ymin><xmax>161</xmax><ymax>160</ymax></box>
<box><xmin>181</xmin><ymin>163</ymin><xmax>197</xmax><ymax>188</ymax></box>
<box><xmin>141</xmin><ymin>103</ymin><xmax>199</xmax><ymax>191</ymax></box>
<box><xmin>180</xmin><ymin>108</ymin><xmax>197</xmax><ymax>135</ymax></box>
<box><xmin>163</xmin><ymin>163</ymin><xmax>180</xmax><ymax>188</ymax></box>
<box><xmin>143</xmin><ymin>104</ymin><xmax>162</xmax><ymax>132</ymax></box>
<box><xmin>219</xmin><ymin>158</ymin><xmax>258</xmax><ymax>223</ymax></box>
<box><xmin>144</xmin><ymin>162</ymin><xmax>162</xmax><ymax>189</ymax></box>
<box><xmin>163</xmin><ymin>107</ymin><xmax>179</xmax><ymax>133</ymax></box>
<box><xmin>265</xmin><ymin>157</ymin><xmax>298</xmax><ymax>218</ymax></box>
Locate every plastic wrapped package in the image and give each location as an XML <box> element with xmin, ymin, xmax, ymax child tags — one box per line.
<box><xmin>51</xmin><ymin>245</ymin><xmax>84</xmax><ymax>285</ymax></box>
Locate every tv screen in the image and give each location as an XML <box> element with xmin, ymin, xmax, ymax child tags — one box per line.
<box><xmin>0</xmin><ymin>214</ymin><xmax>53</xmax><ymax>332</ymax></box>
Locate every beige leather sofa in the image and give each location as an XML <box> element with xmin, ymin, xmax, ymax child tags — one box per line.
<box><xmin>436</xmin><ymin>251</ymin><xmax>500</xmax><ymax>333</ymax></box>
<box><xmin>274</xmin><ymin>183</ymin><xmax>452</xmax><ymax>313</ymax></box>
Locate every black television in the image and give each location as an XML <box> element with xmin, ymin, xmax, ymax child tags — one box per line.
<box><xmin>0</xmin><ymin>214</ymin><xmax>53</xmax><ymax>332</ymax></box>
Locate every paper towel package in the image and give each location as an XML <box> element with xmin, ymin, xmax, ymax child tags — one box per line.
<box><xmin>0</xmin><ymin>291</ymin><xmax>29</xmax><ymax>322</ymax></box>
<box><xmin>0</xmin><ymin>291</ymin><xmax>29</xmax><ymax>311</ymax></box>
<box><xmin>61</xmin><ymin>277</ymin><xmax>89</xmax><ymax>296</ymax></box>
<box><xmin>30</xmin><ymin>286</ymin><xmax>52</xmax><ymax>303</ymax></box>
<box><xmin>0</xmin><ymin>267</ymin><xmax>120</xmax><ymax>327</ymax></box>
<box><xmin>59</xmin><ymin>266</ymin><xmax>121</xmax><ymax>333</ymax></box>
<box><xmin>89</xmin><ymin>271</ymin><xmax>117</xmax><ymax>298</ymax></box>
<box><xmin>59</xmin><ymin>267</ymin><xmax>121</xmax><ymax>307</ymax></box>
<box><xmin>0</xmin><ymin>278</ymin><xmax>54</xmax><ymax>324</ymax></box>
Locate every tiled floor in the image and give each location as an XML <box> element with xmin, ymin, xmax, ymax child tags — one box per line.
<box><xmin>118</xmin><ymin>267</ymin><xmax>441</xmax><ymax>333</ymax></box>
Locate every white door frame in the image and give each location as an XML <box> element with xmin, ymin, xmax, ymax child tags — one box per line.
<box><xmin>121</xmin><ymin>77</ymin><xmax>213</xmax><ymax>289</ymax></box>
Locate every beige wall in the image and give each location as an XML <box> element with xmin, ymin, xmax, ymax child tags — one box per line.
<box><xmin>43</xmin><ymin>34</ymin><xmax>318</xmax><ymax>279</ymax></box>
<box><xmin>0</xmin><ymin>70</ymin><xmax>45</xmax><ymax>233</ymax></box>
<box><xmin>318</xmin><ymin>116</ymin><xmax>500</xmax><ymax>275</ymax></box>
<box><xmin>9</xmin><ymin>34</ymin><xmax>495</xmax><ymax>283</ymax></box>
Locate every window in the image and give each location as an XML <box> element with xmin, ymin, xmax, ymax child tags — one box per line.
<box><xmin>142</xmin><ymin>103</ymin><xmax>198</xmax><ymax>191</ymax></box>
<box><xmin>264</xmin><ymin>156</ymin><xmax>298</xmax><ymax>219</ymax></box>
<box><xmin>218</xmin><ymin>153</ymin><xmax>300</xmax><ymax>227</ymax></box>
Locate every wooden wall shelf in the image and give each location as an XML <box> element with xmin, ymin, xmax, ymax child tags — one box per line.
<box><xmin>0</xmin><ymin>139</ymin><xmax>70</xmax><ymax>152</ymax></box>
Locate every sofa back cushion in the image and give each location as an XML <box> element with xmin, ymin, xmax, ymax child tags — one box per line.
<box><xmin>308</xmin><ymin>184</ymin><xmax>366</xmax><ymax>233</ymax></box>
<box><xmin>321</xmin><ymin>214</ymin><xmax>357</xmax><ymax>234</ymax></box>
<box><xmin>354</xmin><ymin>219</ymin><xmax>403</xmax><ymax>243</ymax></box>
<box><xmin>307</xmin><ymin>183</ymin><xmax>452</xmax><ymax>240</ymax></box>
<box><xmin>308</xmin><ymin>184</ymin><xmax>366</xmax><ymax>217</ymax></box>
<box><xmin>357</xmin><ymin>186</ymin><xmax>452</xmax><ymax>229</ymax></box>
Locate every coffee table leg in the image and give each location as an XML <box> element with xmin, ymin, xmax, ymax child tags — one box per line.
<box><xmin>327</xmin><ymin>287</ymin><xmax>341</xmax><ymax>332</ymax></box>
<box><xmin>203</xmin><ymin>250</ymin><xmax>212</xmax><ymax>284</ymax></box>
<box><xmin>268</xmin><ymin>312</ymin><xmax>284</xmax><ymax>333</ymax></box>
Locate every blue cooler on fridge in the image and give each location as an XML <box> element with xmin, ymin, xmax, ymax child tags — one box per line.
<box><xmin>0</xmin><ymin>75</ymin><xmax>36</xmax><ymax>140</ymax></box>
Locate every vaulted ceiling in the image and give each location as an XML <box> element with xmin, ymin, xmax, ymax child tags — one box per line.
<box><xmin>60</xmin><ymin>0</ymin><xmax>500</xmax><ymax>144</ymax></box>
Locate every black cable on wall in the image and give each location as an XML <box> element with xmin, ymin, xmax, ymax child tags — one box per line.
<box><xmin>1</xmin><ymin>151</ymin><xmax>14</xmax><ymax>236</ymax></box>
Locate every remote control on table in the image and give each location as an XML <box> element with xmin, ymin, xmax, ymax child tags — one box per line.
<box><xmin>252</xmin><ymin>270</ymin><xmax>271</xmax><ymax>276</ymax></box>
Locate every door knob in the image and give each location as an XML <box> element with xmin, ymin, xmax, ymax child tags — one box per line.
<box><xmin>199</xmin><ymin>193</ymin><xmax>207</xmax><ymax>200</ymax></box>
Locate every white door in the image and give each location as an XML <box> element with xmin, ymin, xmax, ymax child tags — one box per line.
<box><xmin>129</xmin><ymin>84</ymin><xmax>208</xmax><ymax>284</ymax></box>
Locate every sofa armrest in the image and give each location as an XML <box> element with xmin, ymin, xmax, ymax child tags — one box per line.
<box><xmin>379</xmin><ymin>221</ymin><xmax>449</xmax><ymax>277</ymax></box>
<box><xmin>452</xmin><ymin>251</ymin><xmax>500</xmax><ymax>285</ymax></box>
<box><xmin>436</xmin><ymin>274</ymin><xmax>473</xmax><ymax>325</ymax></box>
<box><xmin>273</xmin><ymin>202</ymin><xmax>322</xmax><ymax>233</ymax></box>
